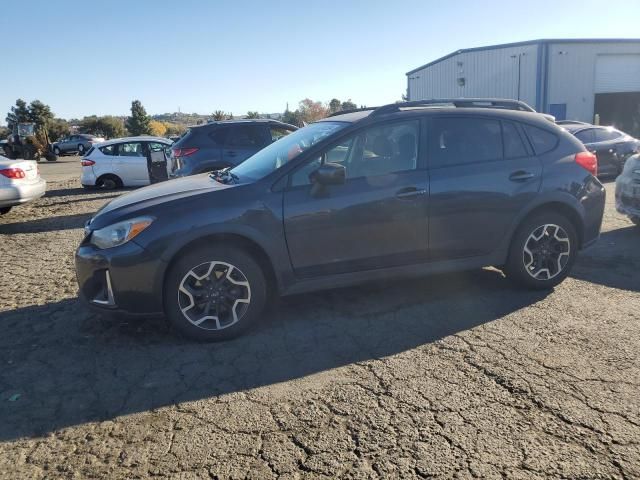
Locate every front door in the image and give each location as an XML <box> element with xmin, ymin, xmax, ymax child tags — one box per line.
<box><xmin>427</xmin><ymin>116</ymin><xmax>542</xmax><ymax>261</ymax></box>
<box><xmin>283</xmin><ymin>119</ymin><xmax>429</xmax><ymax>277</ymax></box>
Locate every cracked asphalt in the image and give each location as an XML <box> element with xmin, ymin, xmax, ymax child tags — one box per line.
<box><xmin>0</xmin><ymin>159</ymin><xmax>638</xmax><ymax>479</ymax></box>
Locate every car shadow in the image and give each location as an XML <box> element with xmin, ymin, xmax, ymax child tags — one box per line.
<box><xmin>44</xmin><ymin>187</ymin><xmax>135</xmax><ymax>198</ymax></box>
<box><xmin>0</xmin><ymin>212</ymin><xmax>92</xmax><ymax>234</ymax></box>
<box><xmin>0</xmin><ymin>269</ymin><xmax>549</xmax><ymax>441</ymax></box>
<box><xmin>571</xmin><ymin>226</ymin><xmax>640</xmax><ymax>292</ymax></box>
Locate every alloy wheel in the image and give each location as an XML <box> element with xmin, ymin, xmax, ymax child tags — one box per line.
<box><xmin>178</xmin><ymin>261</ymin><xmax>251</xmax><ymax>330</ymax></box>
<box><xmin>522</xmin><ymin>224</ymin><xmax>571</xmax><ymax>280</ymax></box>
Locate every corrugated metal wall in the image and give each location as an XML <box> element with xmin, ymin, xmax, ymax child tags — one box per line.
<box><xmin>547</xmin><ymin>42</ymin><xmax>640</xmax><ymax>122</ymax></box>
<box><xmin>407</xmin><ymin>44</ymin><xmax>539</xmax><ymax>107</ymax></box>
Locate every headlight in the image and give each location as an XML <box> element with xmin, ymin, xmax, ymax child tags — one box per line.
<box><xmin>90</xmin><ymin>216</ymin><xmax>154</xmax><ymax>249</ymax></box>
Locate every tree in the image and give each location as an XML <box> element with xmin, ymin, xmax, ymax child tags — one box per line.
<box><xmin>79</xmin><ymin>116</ymin><xmax>126</xmax><ymax>139</ymax></box>
<box><xmin>246</xmin><ymin>111</ymin><xmax>260</xmax><ymax>119</ymax></box>
<box><xmin>164</xmin><ymin>122</ymin><xmax>186</xmax><ymax>136</ymax></box>
<box><xmin>47</xmin><ymin>118</ymin><xmax>70</xmax><ymax>141</ymax></box>
<box><xmin>125</xmin><ymin>100</ymin><xmax>151</xmax><ymax>136</ymax></box>
<box><xmin>149</xmin><ymin>120</ymin><xmax>167</xmax><ymax>137</ymax></box>
<box><xmin>282</xmin><ymin>108</ymin><xmax>302</xmax><ymax>127</ymax></box>
<box><xmin>6</xmin><ymin>99</ymin><xmax>30</xmax><ymax>131</ymax></box>
<box><xmin>341</xmin><ymin>99</ymin><xmax>357</xmax><ymax>111</ymax></box>
<box><xmin>298</xmin><ymin>99</ymin><xmax>328</xmax><ymax>124</ymax></box>
<box><xmin>328</xmin><ymin>98</ymin><xmax>342</xmax><ymax>114</ymax></box>
<box><xmin>212</xmin><ymin>110</ymin><xmax>226</xmax><ymax>121</ymax></box>
<box><xmin>27</xmin><ymin>100</ymin><xmax>54</xmax><ymax>131</ymax></box>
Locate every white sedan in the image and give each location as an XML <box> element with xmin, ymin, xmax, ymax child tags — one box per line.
<box><xmin>0</xmin><ymin>156</ymin><xmax>46</xmax><ymax>215</ymax></box>
<box><xmin>80</xmin><ymin>136</ymin><xmax>173</xmax><ymax>189</ymax></box>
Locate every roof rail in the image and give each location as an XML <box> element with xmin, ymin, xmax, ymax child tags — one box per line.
<box><xmin>371</xmin><ymin>98</ymin><xmax>536</xmax><ymax>116</ymax></box>
<box><xmin>327</xmin><ymin>107</ymin><xmax>377</xmax><ymax>117</ymax></box>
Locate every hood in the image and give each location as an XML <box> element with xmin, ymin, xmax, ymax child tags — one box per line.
<box><xmin>93</xmin><ymin>174</ymin><xmax>232</xmax><ymax>221</ymax></box>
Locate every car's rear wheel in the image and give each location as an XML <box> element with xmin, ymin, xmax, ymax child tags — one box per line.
<box><xmin>164</xmin><ymin>246</ymin><xmax>267</xmax><ymax>341</ymax></box>
<box><xmin>0</xmin><ymin>206</ymin><xmax>11</xmax><ymax>215</ymax></box>
<box><xmin>630</xmin><ymin>215</ymin><xmax>640</xmax><ymax>227</ymax></box>
<box><xmin>505</xmin><ymin>213</ymin><xmax>577</xmax><ymax>290</ymax></box>
<box><xmin>97</xmin><ymin>174</ymin><xmax>122</xmax><ymax>190</ymax></box>
<box><xmin>78</xmin><ymin>144</ymin><xmax>85</xmax><ymax>155</ymax></box>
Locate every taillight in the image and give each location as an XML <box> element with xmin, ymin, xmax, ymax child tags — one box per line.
<box><xmin>0</xmin><ymin>168</ymin><xmax>26</xmax><ymax>179</ymax></box>
<box><xmin>575</xmin><ymin>151</ymin><xmax>597</xmax><ymax>176</ymax></box>
<box><xmin>81</xmin><ymin>159</ymin><xmax>96</xmax><ymax>167</ymax></box>
<box><xmin>172</xmin><ymin>147</ymin><xmax>199</xmax><ymax>157</ymax></box>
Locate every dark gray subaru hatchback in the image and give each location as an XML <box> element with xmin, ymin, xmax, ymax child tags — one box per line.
<box><xmin>76</xmin><ymin>99</ymin><xmax>606</xmax><ymax>341</ymax></box>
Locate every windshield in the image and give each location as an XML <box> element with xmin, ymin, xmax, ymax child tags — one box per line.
<box><xmin>231</xmin><ymin>121</ymin><xmax>348</xmax><ymax>181</ymax></box>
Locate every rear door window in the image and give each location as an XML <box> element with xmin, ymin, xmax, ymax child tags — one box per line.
<box><xmin>503</xmin><ymin>122</ymin><xmax>528</xmax><ymax>158</ymax></box>
<box><xmin>271</xmin><ymin>126</ymin><xmax>295</xmax><ymax>142</ymax></box>
<box><xmin>523</xmin><ymin>124</ymin><xmax>559</xmax><ymax>154</ymax></box>
<box><xmin>116</xmin><ymin>142</ymin><xmax>144</xmax><ymax>157</ymax></box>
<box><xmin>226</xmin><ymin>125</ymin><xmax>269</xmax><ymax>148</ymax></box>
<box><xmin>574</xmin><ymin>129</ymin><xmax>595</xmax><ymax>144</ymax></box>
<box><xmin>430</xmin><ymin>117</ymin><xmax>502</xmax><ymax>167</ymax></box>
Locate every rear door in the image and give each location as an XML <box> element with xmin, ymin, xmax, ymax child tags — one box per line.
<box><xmin>113</xmin><ymin>141</ymin><xmax>148</xmax><ymax>185</ymax></box>
<box><xmin>222</xmin><ymin>125</ymin><xmax>271</xmax><ymax>165</ymax></box>
<box><xmin>427</xmin><ymin>115</ymin><xmax>542</xmax><ymax>261</ymax></box>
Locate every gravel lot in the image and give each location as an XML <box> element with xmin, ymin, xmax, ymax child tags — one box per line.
<box><xmin>0</xmin><ymin>159</ymin><xmax>638</xmax><ymax>479</ymax></box>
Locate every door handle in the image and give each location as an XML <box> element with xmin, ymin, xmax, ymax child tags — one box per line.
<box><xmin>509</xmin><ymin>171</ymin><xmax>536</xmax><ymax>182</ymax></box>
<box><xmin>226</xmin><ymin>150</ymin><xmax>237</xmax><ymax>157</ymax></box>
<box><xmin>395</xmin><ymin>187</ymin><xmax>427</xmax><ymax>200</ymax></box>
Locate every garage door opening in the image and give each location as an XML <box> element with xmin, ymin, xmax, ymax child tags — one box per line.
<box><xmin>594</xmin><ymin>92</ymin><xmax>640</xmax><ymax>137</ymax></box>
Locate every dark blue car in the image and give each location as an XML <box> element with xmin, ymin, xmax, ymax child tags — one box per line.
<box><xmin>76</xmin><ymin>99</ymin><xmax>605</xmax><ymax>341</ymax></box>
<box><xmin>169</xmin><ymin>119</ymin><xmax>297</xmax><ymax>177</ymax></box>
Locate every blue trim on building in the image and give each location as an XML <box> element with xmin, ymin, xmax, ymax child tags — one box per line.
<box><xmin>542</xmin><ymin>43</ymin><xmax>551</xmax><ymax>113</ymax></box>
<box><xmin>406</xmin><ymin>38</ymin><xmax>640</xmax><ymax>75</ymax></box>
<box><xmin>535</xmin><ymin>44</ymin><xmax>543</xmax><ymax>111</ymax></box>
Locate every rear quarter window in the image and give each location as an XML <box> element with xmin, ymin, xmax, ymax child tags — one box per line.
<box><xmin>99</xmin><ymin>145</ymin><xmax>116</xmax><ymax>156</ymax></box>
<box><xmin>523</xmin><ymin>125</ymin><xmax>558</xmax><ymax>155</ymax></box>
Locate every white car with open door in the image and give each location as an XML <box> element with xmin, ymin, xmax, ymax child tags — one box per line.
<box><xmin>0</xmin><ymin>155</ymin><xmax>46</xmax><ymax>215</ymax></box>
<box><xmin>80</xmin><ymin>136</ymin><xmax>173</xmax><ymax>189</ymax></box>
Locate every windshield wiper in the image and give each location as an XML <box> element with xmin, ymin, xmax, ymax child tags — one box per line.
<box><xmin>210</xmin><ymin>167</ymin><xmax>240</xmax><ymax>184</ymax></box>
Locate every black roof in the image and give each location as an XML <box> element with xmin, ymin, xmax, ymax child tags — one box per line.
<box><xmin>191</xmin><ymin>118</ymin><xmax>297</xmax><ymax>130</ymax></box>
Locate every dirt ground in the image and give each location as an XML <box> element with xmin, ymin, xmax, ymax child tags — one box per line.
<box><xmin>0</xmin><ymin>160</ymin><xmax>638</xmax><ymax>479</ymax></box>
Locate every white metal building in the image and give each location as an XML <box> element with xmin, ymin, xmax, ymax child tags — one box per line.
<box><xmin>406</xmin><ymin>39</ymin><xmax>640</xmax><ymax>133</ymax></box>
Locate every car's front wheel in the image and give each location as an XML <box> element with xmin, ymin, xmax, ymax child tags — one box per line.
<box><xmin>164</xmin><ymin>246</ymin><xmax>268</xmax><ymax>341</ymax></box>
<box><xmin>505</xmin><ymin>213</ymin><xmax>577</xmax><ymax>290</ymax></box>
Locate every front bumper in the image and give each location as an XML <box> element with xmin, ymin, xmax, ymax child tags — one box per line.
<box><xmin>0</xmin><ymin>178</ymin><xmax>46</xmax><ymax>207</ymax></box>
<box><xmin>75</xmin><ymin>240</ymin><xmax>166</xmax><ymax>316</ymax></box>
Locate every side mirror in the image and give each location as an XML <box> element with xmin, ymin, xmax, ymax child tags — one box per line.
<box><xmin>309</xmin><ymin>162</ymin><xmax>346</xmax><ymax>186</ymax></box>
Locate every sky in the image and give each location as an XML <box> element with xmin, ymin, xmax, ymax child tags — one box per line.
<box><xmin>2</xmin><ymin>0</ymin><xmax>640</xmax><ymax>121</ymax></box>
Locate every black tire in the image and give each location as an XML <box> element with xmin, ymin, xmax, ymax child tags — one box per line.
<box><xmin>0</xmin><ymin>206</ymin><xmax>11</xmax><ymax>215</ymax></box>
<box><xmin>53</xmin><ymin>147</ymin><xmax>61</xmax><ymax>156</ymax></box>
<box><xmin>45</xmin><ymin>152</ymin><xmax>58</xmax><ymax>162</ymax></box>
<box><xmin>164</xmin><ymin>246</ymin><xmax>267</xmax><ymax>341</ymax></box>
<box><xmin>78</xmin><ymin>144</ymin><xmax>85</xmax><ymax>155</ymax></box>
<box><xmin>97</xmin><ymin>174</ymin><xmax>122</xmax><ymax>190</ymax></box>
<box><xmin>505</xmin><ymin>212</ymin><xmax>578</xmax><ymax>290</ymax></box>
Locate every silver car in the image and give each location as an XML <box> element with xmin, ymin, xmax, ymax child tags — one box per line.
<box><xmin>52</xmin><ymin>134</ymin><xmax>105</xmax><ymax>156</ymax></box>
<box><xmin>0</xmin><ymin>155</ymin><xmax>46</xmax><ymax>214</ymax></box>
<box><xmin>615</xmin><ymin>154</ymin><xmax>640</xmax><ymax>226</ymax></box>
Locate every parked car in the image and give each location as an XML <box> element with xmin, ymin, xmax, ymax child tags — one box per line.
<box><xmin>52</xmin><ymin>134</ymin><xmax>105</xmax><ymax>156</ymax></box>
<box><xmin>561</xmin><ymin>124</ymin><xmax>640</xmax><ymax>177</ymax></box>
<box><xmin>76</xmin><ymin>99</ymin><xmax>605</xmax><ymax>341</ymax></box>
<box><xmin>80</xmin><ymin>136</ymin><xmax>173</xmax><ymax>189</ymax></box>
<box><xmin>169</xmin><ymin>119</ymin><xmax>297</xmax><ymax>177</ymax></box>
<box><xmin>0</xmin><ymin>155</ymin><xmax>46</xmax><ymax>215</ymax></box>
<box><xmin>615</xmin><ymin>153</ymin><xmax>640</xmax><ymax>226</ymax></box>
<box><xmin>556</xmin><ymin>120</ymin><xmax>590</xmax><ymax>126</ymax></box>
